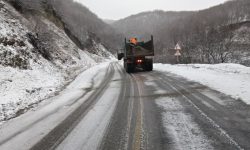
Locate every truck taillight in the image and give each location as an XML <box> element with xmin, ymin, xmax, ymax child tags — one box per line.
<box><xmin>136</xmin><ymin>59</ymin><xmax>143</xmax><ymax>63</ymax></box>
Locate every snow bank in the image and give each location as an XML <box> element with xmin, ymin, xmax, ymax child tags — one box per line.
<box><xmin>0</xmin><ymin>63</ymin><xmax>112</xmax><ymax>150</ymax></box>
<box><xmin>0</xmin><ymin>50</ymin><xmax>99</xmax><ymax>123</ymax></box>
<box><xmin>0</xmin><ymin>63</ymin><xmax>63</xmax><ymax>120</ymax></box>
<box><xmin>154</xmin><ymin>63</ymin><xmax>250</xmax><ymax>104</ymax></box>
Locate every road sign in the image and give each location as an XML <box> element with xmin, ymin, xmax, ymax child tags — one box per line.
<box><xmin>175</xmin><ymin>51</ymin><xmax>181</xmax><ymax>56</ymax></box>
<box><xmin>174</xmin><ymin>43</ymin><xmax>181</xmax><ymax>56</ymax></box>
<box><xmin>174</xmin><ymin>43</ymin><xmax>181</xmax><ymax>50</ymax></box>
<box><xmin>174</xmin><ymin>43</ymin><xmax>181</xmax><ymax>63</ymax></box>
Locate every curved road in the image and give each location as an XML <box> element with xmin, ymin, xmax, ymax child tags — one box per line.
<box><xmin>0</xmin><ymin>62</ymin><xmax>250</xmax><ymax>150</ymax></box>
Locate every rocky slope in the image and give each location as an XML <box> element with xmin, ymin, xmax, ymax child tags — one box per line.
<box><xmin>0</xmin><ymin>0</ymin><xmax>114</xmax><ymax>123</ymax></box>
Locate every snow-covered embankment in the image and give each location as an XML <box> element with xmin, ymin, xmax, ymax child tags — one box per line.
<box><xmin>154</xmin><ymin>63</ymin><xmax>250</xmax><ymax>104</ymax></box>
<box><xmin>0</xmin><ymin>0</ymin><xmax>115</xmax><ymax>123</ymax></box>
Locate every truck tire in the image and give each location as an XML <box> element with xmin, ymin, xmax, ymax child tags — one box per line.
<box><xmin>144</xmin><ymin>59</ymin><xmax>153</xmax><ymax>71</ymax></box>
<box><xmin>125</xmin><ymin>63</ymin><xmax>134</xmax><ymax>73</ymax></box>
<box><xmin>147</xmin><ymin>61</ymin><xmax>153</xmax><ymax>71</ymax></box>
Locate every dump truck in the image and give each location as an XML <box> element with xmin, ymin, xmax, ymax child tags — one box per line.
<box><xmin>118</xmin><ymin>36</ymin><xmax>154</xmax><ymax>73</ymax></box>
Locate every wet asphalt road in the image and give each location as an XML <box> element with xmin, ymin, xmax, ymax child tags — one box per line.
<box><xmin>1</xmin><ymin>62</ymin><xmax>250</xmax><ymax>150</ymax></box>
<box><xmin>100</xmin><ymin>63</ymin><xmax>250</xmax><ymax>150</ymax></box>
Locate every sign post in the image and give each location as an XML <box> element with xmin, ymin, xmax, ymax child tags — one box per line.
<box><xmin>174</xmin><ymin>43</ymin><xmax>181</xmax><ymax>63</ymax></box>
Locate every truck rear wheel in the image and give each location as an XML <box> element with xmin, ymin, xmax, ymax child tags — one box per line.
<box><xmin>144</xmin><ymin>59</ymin><xmax>153</xmax><ymax>71</ymax></box>
<box><xmin>147</xmin><ymin>61</ymin><xmax>153</xmax><ymax>71</ymax></box>
<box><xmin>125</xmin><ymin>63</ymin><xmax>134</xmax><ymax>73</ymax></box>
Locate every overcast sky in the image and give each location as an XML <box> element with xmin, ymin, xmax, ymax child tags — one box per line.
<box><xmin>75</xmin><ymin>0</ymin><xmax>228</xmax><ymax>20</ymax></box>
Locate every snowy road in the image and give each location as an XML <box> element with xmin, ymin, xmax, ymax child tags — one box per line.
<box><xmin>0</xmin><ymin>62</ymin><xmax>250</xmax><ymax>150</ymax></box>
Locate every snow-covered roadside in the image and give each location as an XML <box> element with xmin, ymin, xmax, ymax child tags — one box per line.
<box><xmin>154</xmin><ymin>63</ymin><xmax>250</xmax><ymax>104</ymax></box>
<box><xmin>0</xmin><ymin>51</ymin><xmax>99</xmax><ymax>122</ymax></box>
<box><xmin>0</xmin><ymin>62</ymin><xmax>63</xmax><ymax>121</ymax></box>
<box><xmin>0</xmin><ymin>62</ymin><xmax>114</xmax><ymax>150</ymax></box>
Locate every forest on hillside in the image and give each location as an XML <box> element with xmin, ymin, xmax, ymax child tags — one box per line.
<box><xmin>7</xmin><ymin>0</ymin><xmax>123</xmax><ymax>54</ymax></box>
<box><xmin>113</xmin><ymin>0</ymin><xmax>250</xmax><ymax>65</ymax></box>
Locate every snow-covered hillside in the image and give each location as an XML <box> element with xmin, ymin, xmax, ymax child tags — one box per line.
<box><xmin>0</xmin><ymin>0</ymin><xmax>114</xmax><ymax>123</ymax></box>
<box><xmin>155</xmin><ymin>63</ymin><xmax>250</xmax><ymax>105</ymax></box>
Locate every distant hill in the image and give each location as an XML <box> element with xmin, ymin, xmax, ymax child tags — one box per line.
<box><xmin>112</xmin><ymin>0</ymin><xmax>250</xmax><ymax>65</ymax></box>
<box><xmin>112</xmin><ymin>10</ymin><xmax>194</xmax><ymax>38</ymax></box>
<box><xmin>103</xmin><ymin>19</ymin><xmax>116</xmax><ymax>24</ymax></box>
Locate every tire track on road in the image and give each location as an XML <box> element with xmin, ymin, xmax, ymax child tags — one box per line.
<box><xmin>131</xmin><ymin>74</ymin><xmax>144</xmax><ymax>150</ymax></box>
<box><xmin>0</xmin><ymin>68</ymin><xmax>102</xmax><ymax>147</ymax></box>
<box><xmin>30</xmin><ymin>63</ymin><xmax>115</xmax><ymax>150</ymax></box>
<box><xmin>100</xmin><ymin>64</ymin><xmax>146</xmax><ymax>150</ymax></box>
<box><xmin>152</xmin><ymin>71</ymin><xmax>244</xmax><ymax>150</ymax></box>
<box><xmin>98</xmin><ymin>62</ymin><xmax>130</xmax><ymax>150</ymax></box>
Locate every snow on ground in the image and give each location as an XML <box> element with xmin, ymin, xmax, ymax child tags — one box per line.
<box><xmin>0</xmin><ymin>50</ymin><xmax>102</xmax><ymax>123</ymax></box>
<box><xmin>145</xmin><ymin>77</ymin><xmax>213</xmax><ymax>149</ymax></box>
<box><xmin>0</xmin><ymin>62</ymin><xmax>114</xmax><ymax>150</ymax></box>
<box><xmin>57</xmin><ymin>65</ymin><xmax>122</xmax><ymax>150</ymax></box>
<box><xmin>0</xmin><ymin>62</ymin><xmax>63</xmax><ymax>120</ymax></box>
<box><xmin>156</xmin><ymin>97</ymin><xmax>214</xmax><ymax>150</ymax></box>
<box><xmin>154</xmin><ymin>63</ymin><xmax>250</xmax><ymax>104</ymax></box>
<box><xmin>0</xmin><ymin>0</ymin><xmax>116</xmax><ymax>123</ymax></box>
